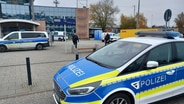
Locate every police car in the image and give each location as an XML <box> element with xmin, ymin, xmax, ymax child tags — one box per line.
<box><xmin>0</xmin><ymin>31</ymin><xmax>50</xmax><ymax>52</ymax></box>
<box><xmin>53</xmin><ymin>31</ymin><xmax>184</xmax><ymax>104</ymax></box>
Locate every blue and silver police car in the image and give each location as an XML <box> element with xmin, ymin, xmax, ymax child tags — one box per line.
<box><xmin>53</xmin><ymin>31</ymin><xmax>184</xmax><ymax>104</ymax></box>
<box><xmin>0</xmin><ymin>31</ymin><xmax>50</xmax><ymax>52</ymax></box>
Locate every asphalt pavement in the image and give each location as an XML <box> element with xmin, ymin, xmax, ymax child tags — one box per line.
<box><xmin>0</xmin><ymin>39</ymin><xmax>104</xmax><ymax>100</ymax></box>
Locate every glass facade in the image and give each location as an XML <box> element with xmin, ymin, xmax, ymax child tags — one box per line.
<box><xmin>34</xmin><ymin>6</ymin><xmax>76</xmax><ymax>35</ymax></box>
<box><xmin>0</xmin><ymin>0</ymin><xmax>30</xmax><ymax>5</ymax></box>
<box><xmin>1</xmin><ymin>3</ymin><xmax>30</xmax><ymax>19</ymax></box>
<box><xmin>0</xmin><ymin>3</ymin><xmax>76</xmax><ymax>36</ymax></box>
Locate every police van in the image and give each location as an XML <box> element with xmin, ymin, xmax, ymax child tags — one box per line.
<box><xmin>53</xmin><ymin>31</ymin><xmax>184</xmax><ymax>104</ymax></box>
<box><xmin>0</xmin><ymin>31</ymin><xmax>50</xmax><ymax>52</ymax></box>
<box><xmin>53</xmin><ymin>31</ymin><xmax>68</xmax><ymax>41</ymax></box>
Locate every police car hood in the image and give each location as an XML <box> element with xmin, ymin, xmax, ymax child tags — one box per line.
<box><xmin>55</xmin><ymin>57</ymin><xmax>119</xmax><ymax>88</ymax></box>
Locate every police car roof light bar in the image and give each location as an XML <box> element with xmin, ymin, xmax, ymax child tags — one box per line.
<box><xmin>135</xmin><ymin>31</ymin><xmax>180</xmax><ymax>39</ymax></box>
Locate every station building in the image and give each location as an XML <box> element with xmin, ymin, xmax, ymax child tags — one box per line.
<box><xmin>0</xmin><ymin>0</ymin><xmax>89</xmax><ymax>39</ymax></box>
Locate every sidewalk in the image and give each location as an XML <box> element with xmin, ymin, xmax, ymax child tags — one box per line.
<box><xmin>0</xmin><ymin>39</ymin><xmax>104</xmax><ymax>99</ymax></box>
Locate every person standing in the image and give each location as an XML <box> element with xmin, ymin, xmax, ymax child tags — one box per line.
<box><xmin>72</xmin><ymin>33</ymin><xmax>79</xmax><ymax>48</ymax></box>
<box><xmin>104</xmin><ymin>33</ymin><xmax>110</xmax><ymax>45</ymax></box>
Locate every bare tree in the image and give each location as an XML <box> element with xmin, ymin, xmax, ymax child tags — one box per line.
<box><xmin>175</xmin><ymin>12</ymin><xmax>184</xmax><ymax>28</ymax></box>
<box><xmin>90</xmin><ymin>0</ymin><xmax>119</xmax><ymax>32</ymax></box>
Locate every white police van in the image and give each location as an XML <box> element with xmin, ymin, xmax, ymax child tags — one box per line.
<box><xmin>110</xmin><ymin>33</ymin><xmax>120</xmax><ymax>42</ymax></box>
<box><xmin>53</xmin><ymin>31</ymin><xmax>68</xmax><ymax>41</ymax></box>
<box><xmin>0</xmin><ymin>31</ymin><xmax>50</xmax><ymax>52</ymax></box>
<box><xmin>53</xmin><ymin>31</ymin><xmax>184</xmax><ymax>104</ymax></box>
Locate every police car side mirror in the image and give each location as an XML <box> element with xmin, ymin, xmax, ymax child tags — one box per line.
<box><xmin>146</xmin><ymin>61</ymin><xmax>159</xmax><ymax>69</ymax></box>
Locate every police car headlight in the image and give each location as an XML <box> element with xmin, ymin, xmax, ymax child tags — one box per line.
<box><xmin>68</xmin><ymin>81</ymin><xmax>101</xmax><ymax>95</ymax></box>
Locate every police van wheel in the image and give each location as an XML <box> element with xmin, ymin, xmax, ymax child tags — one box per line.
<box><xmin>36</xmin><ymin>44</ymin><xmax>43</xmax><ymax>50</ymax></box>
<box><xmin>0</xmin><ymin>46</ymin><xmax>7</xmax><ymax>52</ymax></box>
<box><xmin>58</xmin><ymin>38</ymin><xmax>61</xmax><ymax>41</ymax></box>
<box><xmin>103</xmin><ymin>93</ymin><xmax>132</xmax><ymax>104</ymax></box>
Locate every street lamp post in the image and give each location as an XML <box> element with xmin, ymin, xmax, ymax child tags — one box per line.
<box><xmin>53</xmin><ymin>0</ymin><xmax>59</xmax><ymax>7</ymax></box>
<box><xmin>64</xmin><ymin>16</ymin><xmax>67</xmax><ymax>53</ymax></box>
<box><xmin>136</xmin><ymin>0</ymin><xmax>140</xmax><ymax>29</ymax></box>
<box><xmin>133</xmin><ymin>5</ymin><xmax>136</xmax><ymax>17</ymax></box>
<box><xmin>29</xmin><ymin>0</ymin><xmax>34</xmax><ymax>20</ymax></box>
<box><xmin>29</xmin><ymin>0</ymin><xmax>35</xmax><ymax>30</ymax></box>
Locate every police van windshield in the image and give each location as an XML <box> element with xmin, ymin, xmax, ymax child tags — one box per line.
<box><xmin>86</xmin><ymin>41</ymin><xmax>150</xmax><ymax>69</ymax></box>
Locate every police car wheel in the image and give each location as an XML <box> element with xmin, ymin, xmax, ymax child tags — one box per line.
<box><xmin>103</xmin><ymin>93</ymin><xmax>132</xmax><ymax>104</ymax></box>
<box><xmin>36</xmin><ymin>44</ymin><xmax>43</xmax><ymax>50</ymax></box>
<box><xmin>0</xmin><ymin>45</ymin><xmax>7</xmax><ymax>52</ymax></box>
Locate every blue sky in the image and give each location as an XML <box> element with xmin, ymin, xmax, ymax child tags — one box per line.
<box><xmin>34</xmin><ymin>0</ymin><xmax>184</xmax><ymax>27</ymax></box>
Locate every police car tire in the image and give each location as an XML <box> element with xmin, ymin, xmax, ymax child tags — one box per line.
<box><xmin>36</xmin><ymin>44</ymin><xmax>43</xmax><ymax>50</ymax></box>
<box><xmin>0</xmin><ymin>45</ymin><xmax>7</xmax><ymax>52</ymax></box>
<box><xmin>103</xmin><ymin>93</ymin><xmax>132</xmax><ymax>104</ymax></box>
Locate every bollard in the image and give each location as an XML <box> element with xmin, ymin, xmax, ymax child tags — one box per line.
<box><xmin>76</xmin><ymin>54</ymin><xmax>79</xmax><ymax>60</ymax></box>
<box><xmin>26</xmin><ymin>57</ymin><xmax>32</xmax><ymax>85</ymax></box>
<box><xmin>74</xmin><ymin>46</ymin><xmax>79</xmax><ymax>60</ymax></box>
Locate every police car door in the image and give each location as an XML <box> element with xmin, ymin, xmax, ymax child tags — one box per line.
<box><xmin>139</xmin><ymin>43</ymin><xmax>176</xmax><ymax>104</ymax></box>
<box><xmin>4</xmin><ymin>32</ymin><xmax>21</xmax><ymax>49</ymax></box>
<box><xmin>174</xmin><ymin>42</ymin><xmax>184</xmax><ymax>95</ymax></box>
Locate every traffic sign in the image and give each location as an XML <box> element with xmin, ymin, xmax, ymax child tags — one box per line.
<box><xmin>164</xmin><ymin>9</ymin><xmax>172</xmax><ymax>22</ymax></box>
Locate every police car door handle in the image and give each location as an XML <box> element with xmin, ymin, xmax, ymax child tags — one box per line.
<box><xmin>166</xmin><ymin>70</ymin><xmax>175</xmax><ymax>75</ymax></box>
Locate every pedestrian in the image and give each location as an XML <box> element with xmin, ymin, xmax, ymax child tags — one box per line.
<box><xmin>72</xmin><ymin>33</ymin><xmax>79</xmax><ymax>48</ymax></box>
<box><xmin>104</xmin><ymin>33</ymin><xmax>110</xmax><ymax>45</ymax></box>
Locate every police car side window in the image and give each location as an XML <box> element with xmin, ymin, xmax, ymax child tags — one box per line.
<box><xmin>119</xmin><ymin>44</ymin><xmax>172</xmax><ymax>75</ymax></box>
<box><xmin>147</xmin><ymin>43</ymin><xmax>172</xmax><ymax>66</ymax></box>
<box><xmin>5</xmin><ymin>33</ymin><xmax>19</xmax><ymax>40</ymax></box>
<box><xmin>175</xmin><ymin>42</ymin><xmax>184</xmax><ymax>61</ymax></box>
<box><xmin>122</xmin><ymin>55</ymin><xmax>146</xmax><ymax>74</ymax></box>
<box><xmin>21</xmin><ymin>33</ymin><xmax>46</xmax><ymax>38</ymax></box>
<box><xmin>39</xmin><ymin>33</ymin><xmax>46</xmax><ymax>37</ymax></box>
<box><xmin>21</xmin><ymin>33</ymin><xmax>35</xmax><ymax>38</ymax></box>
<box><xmin>22</xmin><ymin>33</ymin><xmax>37</xmax><ymax>38</ymax></box>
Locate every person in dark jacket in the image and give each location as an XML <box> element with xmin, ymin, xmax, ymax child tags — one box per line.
<box><xmin>104</xmin><ymin>33</ymin><xmax>110</xmax><ymax>46</ymax></box>
<box><xmin>72</xmin><ymin>34</ymin><xmax>79</xmax><ymax>48</ymax></box>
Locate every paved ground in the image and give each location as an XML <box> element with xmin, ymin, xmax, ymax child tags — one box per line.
<box><xmin>0</xmin><ymin>91</ymin><xmax>55</xmax><ymax>104</ymax></box>
<box><xmin>0</xmin><ymin>39</ymin><xmax>104</xmax><ymax>99</ymax></box>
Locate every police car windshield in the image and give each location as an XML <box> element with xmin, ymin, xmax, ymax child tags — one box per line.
<box><xmin>86</xmin><ymin>41</ymin><xmax>150</xmax><ymax>69</ymax></box>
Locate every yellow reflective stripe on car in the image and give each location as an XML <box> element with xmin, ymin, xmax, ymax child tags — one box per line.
<box><xmin>7</xmin><ymin>44</ymin><xmax>18</xmax><ymax>46</ymax></box>
<box><xmin>61</xmin><ymin>100</ymin><xmax>101</xmax><ymax>104</ymax></box>
<box><xmin>101</xmin><ymin>62</ymin><xmax>184</xmax><ymax>86</ymax></box>
<box><xmin>70</xmin><ymin>70</ymin><xmax>119</xmax><ymax>88</ymax></box>
<box><xmin>136</xmin><ymin>79</ymin><xmax>184</xmax><ymax>99</ymax></box>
